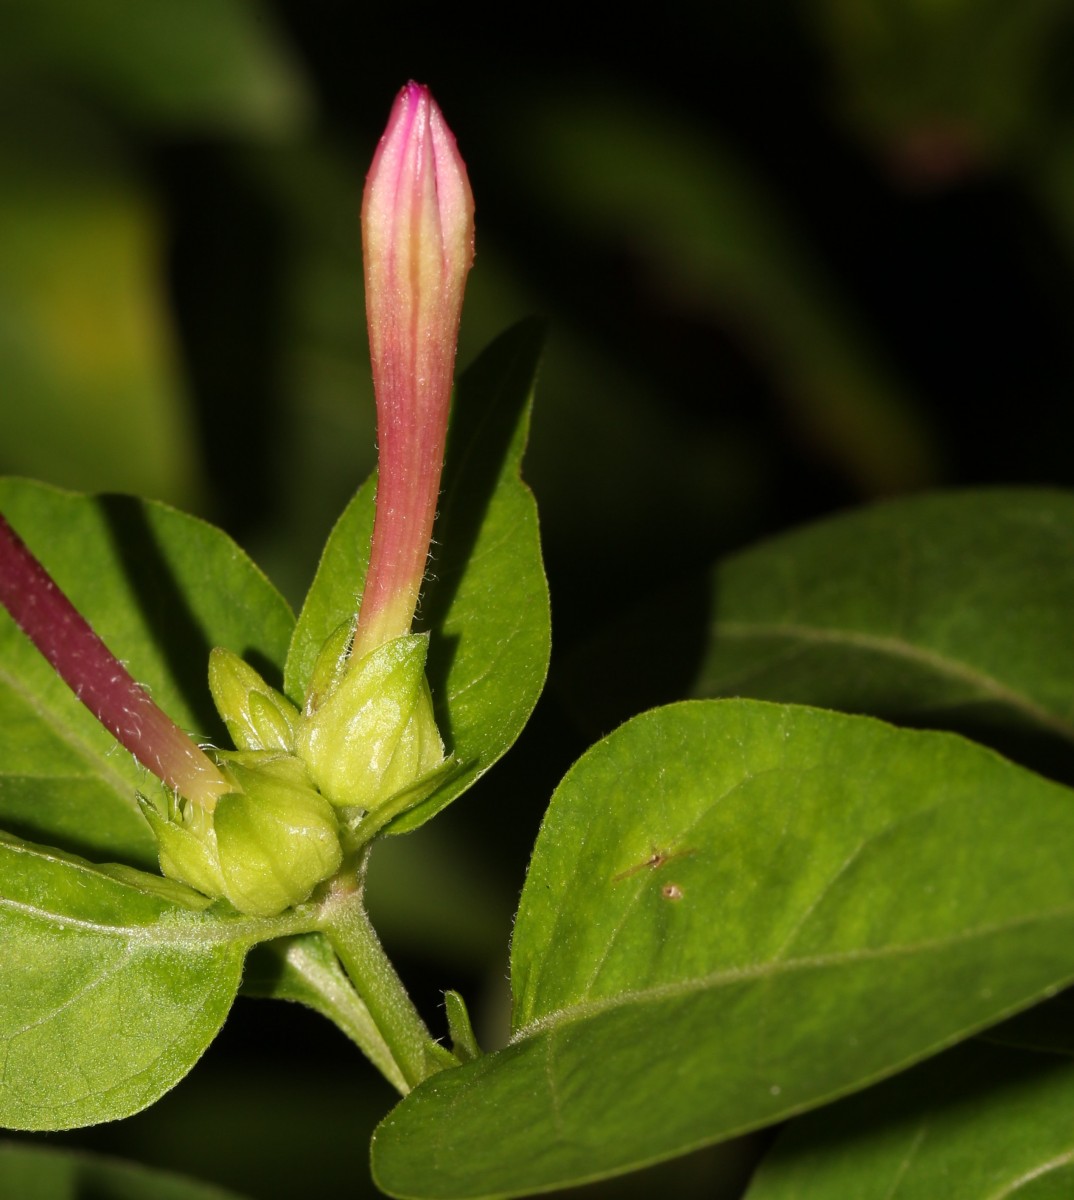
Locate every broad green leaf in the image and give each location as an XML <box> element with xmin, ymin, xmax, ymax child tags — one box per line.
<box><xmin>0</xmin><ymin>1139</ymin><xmax>250</xmax><ymax>1199</ymax></box>
<box><xmin>576</xmin><ymin>490</ymin><xmax>1074</xmax><ymax>767</ymax></box>
<box><xmin>373</xmin><ymin>700</ymin><xmax>1074</xmax><ymax>1198</ymax></box>
<box><xmin>746</xmin><ymin>1041</ymin><xmax>1074</xmax><ymax>1200</ymax></box>
<box><xmin>284</xmin><ymin>320</ymin><xmax>550</xmax><ymax>832</ymax></box>
<box><xmin>0</xmin><ymin>833</ymin><xmax>257</xmax><ymax>1130</ymax></box>
<box><xmin>0</xmin><ymin>478</ymin><xmax>293</xmax><ymax>865</ymax></box>
<box><xmin>693</xmin><ymin>491</ymin><xmax>1074</xmax><ymax>755</ymax></box>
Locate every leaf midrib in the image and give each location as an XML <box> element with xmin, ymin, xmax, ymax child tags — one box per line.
<box><xmin>512</xmin><ymin>902</ymin><xmax>1074</xmax><ymax>1041</ymax></box>
<box><xmin>711</xmin><ymin>621</ymin><xmax>1074</xmax><ymax>741</ymax></box>
<box><xmin>0</xmin><ymin>890</ymin><xmax>319</xmax><ymax>947</ymax></box>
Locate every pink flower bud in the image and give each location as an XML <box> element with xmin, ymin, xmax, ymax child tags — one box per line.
<box><xmin>352</xmin><ymin>82</ymin><xmax>475</xmax><ymax>660</ymax></box>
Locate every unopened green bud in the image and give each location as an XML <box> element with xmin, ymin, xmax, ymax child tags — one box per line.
<box><xmin>213</xmin><ymin>755</ymin><xmax>343</xmax><ymax>917</ymax></box>
<box><xmin>209</xmin><ymin>647</ymin><xmax>300</xmax><ymax>753</ymax></box>
<box><xmin>296</xmin><ymin>633</ymin><xmax>445</xmax><ymax>812</ymax></box>
<box><xmin>140</xmin><ymin>794</ymin><xmax>227</xmax><ymax>899</ymax></box>
<box><xmin>140</xmin><ymin>753</ymin><xmax>343</xmax><ymax>918</ymax></box>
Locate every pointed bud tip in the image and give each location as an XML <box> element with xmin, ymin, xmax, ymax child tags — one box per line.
<box><xmin>364</xmin><ymin>81</ymin><xmax>474</xmax><ymax>264</ymax></box>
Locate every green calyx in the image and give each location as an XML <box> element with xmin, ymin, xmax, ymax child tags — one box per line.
<box><xmin>296</xmin><ymin>631</ymin><xmax>448</xmax><ymax>813</ymax></box>
<box><xmin>209</xmin><ymin>647</ymin><xmax>300</xmax><ymax>753</ymax></box>
<box><xmin>140</xmin><ymin>753</ymin><xmax>343</xmax><ymax>918</ymax></box>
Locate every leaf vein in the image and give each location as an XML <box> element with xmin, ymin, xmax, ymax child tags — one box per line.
<box><xmin>512</xmin><ymin>904</ymin><xmax>1074</xmax><ymax>1041</ymax></box>
<box><xmin>715</xmin><ymin>622</ymin><xmax>1074</xmax><ymax>741</ymax></box>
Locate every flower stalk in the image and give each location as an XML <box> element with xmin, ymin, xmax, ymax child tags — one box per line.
<box><xmin>0</xmin><ymin>512</ymin><xmax>229</xmax><ymax>808</ymax></box>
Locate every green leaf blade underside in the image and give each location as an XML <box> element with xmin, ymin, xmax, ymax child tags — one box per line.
<box><xmin>0</xmin><ymin>835</ymin><xmax>254</xmax><ymax>1131</ymax></box>
<box><xmin>285</xmin><ymin>320</ymin><xmax>550</xmax><ymax>831</ymax></box>
<box><xmin>571</xmin><ymin>491</ymin><xmax>1074</xmax><ymax>770</ymax></box>
<box><xmin>372</xmin><ymin>700</ymin><xmax>1074</xmax><ymax>1199</ymax></box>
<box><xmin>745</xmin><ymin>1041</ymin><xmax>1074</xmax><ymax>1200</ymax></box>
<box><xmin>696</xmin><ymin>490</ymin><xmax>1074</xmax><ymax>751</ymax></box>
<box><xmin>0</xmin><ymin>1140</ymin><xmax>251</xmax><ymax>1199</ymax></box>
<box><xmin>0</xmin><ymin>477</ymin><xmax>294</xmax><ymax>864</ymax></box>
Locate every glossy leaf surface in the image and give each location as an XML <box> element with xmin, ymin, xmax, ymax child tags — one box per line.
<box><xmin>285</xmin><ymin>320</ymin><xmax>550</xmax><ymax>832</ymax></box>
<box><xmin>373</xmin><ymin>701</ymin><xmax>1074</xmax><ymax>1198</ymax></box>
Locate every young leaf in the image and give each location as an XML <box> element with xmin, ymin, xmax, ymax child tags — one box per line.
<box><xmin>0</xmin><ymin>478</ymin><xmax>293</xmax><ymax>865</ymax></box>
<box><xmin>745</xmin><ymin>1041</ymin><xmax>1074</xmax><ymax>1199</ymax></box>
<box><xmin>372</xmin><ymin>700</ymin><xmax>1074</xmax><ymax>1199</ymax></box>
<box><xmin>284</xmin><ymin>320</ymin><xmax>550</xmax><ymax>832</ymax></box>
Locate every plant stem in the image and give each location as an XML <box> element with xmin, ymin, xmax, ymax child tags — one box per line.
<box><xmin>319</xmin><ymin>861</ymin><xmax>455</xmax><ymax>1091</ymax></box>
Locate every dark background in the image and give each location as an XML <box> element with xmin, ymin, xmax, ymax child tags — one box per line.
<box><xmin>4</xmin><ymin>1</ymin><xmax>1074</xmax><ymax>1195</ymax></box>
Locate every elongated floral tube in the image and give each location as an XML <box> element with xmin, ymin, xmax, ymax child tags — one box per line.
<box><xmin>0</xmin><ymin>512</ymin><xmax>230</xmax><ymax>807</ymax></box>
<box><xmin>350</xmin><ymin>82</ymin><xmax>475</xmax><ymax>663</ymax></box>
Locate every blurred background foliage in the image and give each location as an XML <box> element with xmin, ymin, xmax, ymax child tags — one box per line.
<box><xmin>5</xmin><ymin>1</ymin><xmax>1074</xmax><ymax>1196</ymax></box>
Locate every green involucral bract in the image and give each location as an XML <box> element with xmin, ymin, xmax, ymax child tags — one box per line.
<box><xmin>208</xmin><ymin>646</ymin><xmax>300</xmax><ymax>754</ymax></box>
<box><xmin>140</xmin><ymin>753</ymin><xmax>343</xmax><ymax>919</ymax></box>
<box><xmin>296</xmin><ymin>632</ymin><xmax>446</xmax><ymax>813</ymax></box>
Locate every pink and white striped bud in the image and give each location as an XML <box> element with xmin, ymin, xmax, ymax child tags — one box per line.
<box><xmin>351</xmin><ymin>81</ymin><xmax>475</xmax><ymax>661</ymax></box>
<box><xmin>295</xmin><ymin>83</ymin><xmax>472</xmax><ymax>816</ymax></box>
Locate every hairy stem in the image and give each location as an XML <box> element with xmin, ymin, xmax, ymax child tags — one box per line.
<box><xmin>319</xmin><ymin>860</ymin><xmax>455</xmax><ymax>1091</ymax></box>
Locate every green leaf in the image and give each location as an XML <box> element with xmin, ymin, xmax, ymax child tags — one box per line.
<box><xmin>575</xmin><ymin>490</ymin><xmax>1074</xmax><ymax>769</ymax></box>
<box><xmin>0</xmin><ymin>478</ymin><xmax>293</xmax><ymax>865</ymax></box>
<box><xmin>372</xmin><ymin>700</ymin><xmax>1074</xmax><ymax>1198</ymax></box>
<box><xmin>0</xmin><ymin>833</ymin><xmax>253</xmax><ymax>1130</ymax></box>
<box><xmin>697</xmin><ymin>490</ymin><xmax>1074</xmax><ymax>742</ymax></box>
<box><xmin>0</xmin><ymin>479</ymin><xmax>303</xmax><ymax>1128</ymax></box>
<box><xmin>284</xmin><ymin>320</ymin><xmax>550</xmax><ymax>832</ymax></box>
<box><xmin>745</xmin><ymin>1041</ymin><xmax>1074</xmax><ymax>1200</ymax></box>
<box><xmin>0</xmin><ymin>1139</ymin><xmax>251</xmax><ymax>1199</ymax></box>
